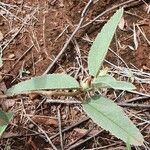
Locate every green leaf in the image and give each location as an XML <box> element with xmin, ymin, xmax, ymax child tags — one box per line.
<box><xmin>0</xmin><ymin>111</ymin><xmax>13</xmax><ymax>136</ymax></box>
<box><xmin>88</xmin><ymin>8</ymin><xmax>123</xmax><ymax>77</ymax></box>
<box><xmin>0</xmin><ymin>111</ymin><xmax>9</xmax><ymax>125</ymax></box>
<box><xmin>126</xmin><ymin>141</ymin><xmax>131</xmax><ymax>150</ymax></box>
<box><xmin>82</xmin><ymin>96</ymin><xmax>144</xmax><ymax>146</ymax></box>
<box><xmin>6</xmin><ymin>74</ymin><xmax>80</xmax><ymax>95</ymax></box>
<box><xmin>93</xmin><ymin>74</ymin><xmax>136</xmax><ymax>91</ymax></box>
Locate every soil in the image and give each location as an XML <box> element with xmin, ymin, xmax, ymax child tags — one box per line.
<box><xmin>0</xmin><ymin>0</ymin><xmax>150</xmax><ymax>150</ymax></box>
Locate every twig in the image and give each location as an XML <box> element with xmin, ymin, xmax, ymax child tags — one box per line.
<box><xmin>50</xmin><ymin>117</ymin><xmax>89</xmax><ymax>140</ymax></box>
<box><xmin>25</xmin><ymin>90</ymin><xmax>82</xmax><ymax>97</ymax></box>
<box><xmin>86</xmin><ymin>143</ymin><xmax>118</xmax><ymax>150</ymax></box>
<box><xmin>0</xmin><ymin>4</ymin><xmax>23</xmax><ymax>22</ymax></box>
<box><xmin>42</xmin><ymin>11</ymin><xmax>49</xmax><ymax>57</ymax></box>
<box><xmin>125</xmin><ymin>11</ymin><xmax>144</xmax><ymax>20</ymax></box>
<box><xmin>1</xmin><ymin>24</ymin><xmax>24</xmax><ymax>52</ymax></box>
<box><xmin>57</xmin><ymin>105</ymin><xmax>64</xmax><ymax>150</ymax></box>
<box><xmin>81</xmin><ymin>0</ymin><xmax>142</xmax><ymax>28</ymax></box>
<box><xmin>43</xmin><ymin>0</ymin><xmax>94</xmax><ymax>74</ymax></box>
<box><xmin>72</xmin><ymin>38</ymin><xmax>89</xmax><ymax>76</ymax></box>
<box><xmin>67</xmin><ymin>130</ymin><xmax>104</xmax><ymax>150</ymax></box>
<box><xmin>21</xmin><ymin>99</ymin><xmax>57</xmax><ymax>150</ymax></box>
<box><xmin>4</xmin><ymin>89</ymin><xmax>82</xmax><ymax>98</ymax></box>
<box><xmin>2</xmin><ymin>132</ymin><xmax>41</xmax><ymax>139</ymax></box>
<box><xmin>55</xmin><ymin>25</ymin><xmax>69</xmax><ymax>41</ymax></box>
<box><xmin>0</xmin><ymin>2</ymin><xmax>18</xmax><ymax>8</ymax></box>
<box><xmin>32</xmin><ymin>120</ymin><xmax>58</xmax><ymax>150</ymax></box>
<box><xmin>125</xmin><ymin>96</ymin><xmax>149</xmax><ymax>103</ymax></box>
<box><xmin>129</xmin><ymin>111</ymin><xmax>150</xmax><ymax>124</ymax></box>
<box><xmin>108</xmin><ymin>48</ymin><xmax>129</xmax><ymax>69</ymax></box>
<box><xmin>12</xmin><ymin>44</ymin><xmax>34</xmax><ymax>69</ymax></box>
<box><xmin>66</xmin><ymin>128</ymin><xmax>93</xmax><ymax>149</ymax></box>
<box><xmin>46</xmin><ymin>98</ymin><xmax>81</xmax><ymax>104</ymax></box>
<box><xmin>1</xmin><ymin>13</ymin><xmax>33</xmax><ymax>52</ymax></box>
<box><xmin>118</xmin><ymin>103</ymin><xmax>150</xmax><ymax>109</ymax></box>
<box><xmin>128</xmin><ymin>91</ymin><xmax>150</xmax><ymax>98</ymax></box>
<box><xmin>136</xmin><ymin>24</ymin><xmax>150</xmax><ymax>45</ymax></box>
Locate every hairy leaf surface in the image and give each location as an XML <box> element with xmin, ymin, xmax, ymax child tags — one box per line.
<box><xmin>88</xmin><ymin>8</ymin><xmax>123</xmax><ymax>77</ymax></box>
<box><xmin>93</xmin><ymin>74</ymin><xmax>136</xmax><ymax>91</ymax></box>
<box><xmin>6</xmin><ymin>74</ymin><xmax>80</xmax><ymax>95</ymax></box>
<box><xmin>83</xmin><ymin>96</ymin><xmax>144</xmax><ymax>145</ymax></box>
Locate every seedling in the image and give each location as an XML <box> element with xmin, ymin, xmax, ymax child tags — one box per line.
<box><xmin>4</xmin><ymin>8</ymin><xmax>144</xmax><ymax>146</ymax></box>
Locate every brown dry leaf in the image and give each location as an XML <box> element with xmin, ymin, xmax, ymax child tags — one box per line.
<box><xmin>0</xmin><ymin>31</ymin><xmax>3</xmax><ymax>41</ymax></box>
<box><xmin>118</xmin><ymin>17</ymin><xmax>125</xmax><ymax>30</ymax></box>
<box><xmin>32</xmin><ymin>115</ymin><xmax>58</xmax><ymax>127</ymax></box>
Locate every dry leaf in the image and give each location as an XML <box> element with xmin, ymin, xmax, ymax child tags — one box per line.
<box><xmin>32</xmin><ymin>115</ymin><xmax>58</xmax><ymax>127</ymax></box>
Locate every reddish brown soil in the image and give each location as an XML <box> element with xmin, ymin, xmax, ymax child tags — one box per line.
<box><xmin>0</xmin><ymin>0</ymin><xmax>150</xmax><ymax>149</ymax></box>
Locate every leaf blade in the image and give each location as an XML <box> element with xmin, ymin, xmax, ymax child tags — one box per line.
<box><xmin>82</xmin><ymin>96</ymin><xmax>144</xmax><ymax>146</ymax></box>
<box><xmin>88</xmin><ymin>8</ymin><xmax>123</xmax><ymax>77</ymax></box>
<box><xmin>93</xmin><ymin>74</ymin><xmax>136</xmax><ymax>91</ymax></box>
<box><xmin>6</xmin><ymin>74</ymin><xmax>80</xmax><ymax>95</ymax></box>
<box><xmin>0</xmin><ymin>111</ymin><xmax>13</xmax><ymax>136</ymax></box>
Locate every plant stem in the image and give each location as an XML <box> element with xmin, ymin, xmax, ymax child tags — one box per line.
<box><xmin>25</xmin><ymin>90</ymin><xmax>83</xmax><ymax>97</ymax></box>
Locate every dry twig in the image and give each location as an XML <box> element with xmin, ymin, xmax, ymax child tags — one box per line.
<box><xmin>43</xmin><ymin>0</ymin><xmax>94</xmax><ymax>74</ymax></box>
